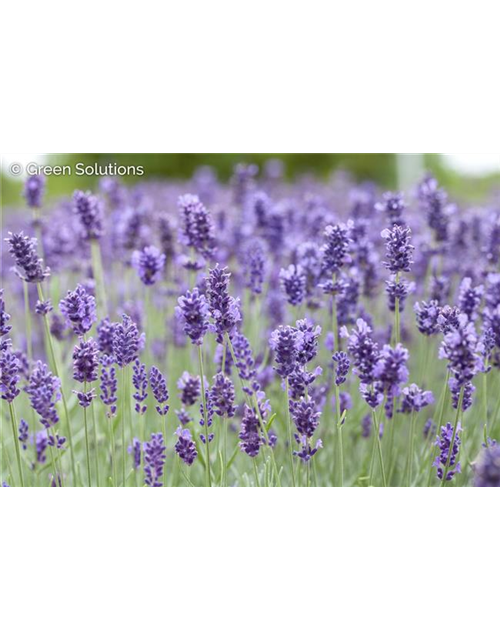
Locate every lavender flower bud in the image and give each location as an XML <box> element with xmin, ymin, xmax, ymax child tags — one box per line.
<box><xmin>210</xmin><ymin>372</ymin><xmax>236</xmax><ymax>418</ymax></box>
<box><xmin>399</xmin><ymin>384</ymin><xmax>434</xmax><ymax>413</ymax></box>
<box><xmin>321</xmin><ymin>222</ymin><xmax>352</xmax><ymax>277</ymax></box>
<box><xmin>26</xmin><ymin>361</ymin><xmax>61</xmax><ymax>429</ymax></box>
<box><xmin>269</xmin><ymin>325</ymin><xmax>300</xmax><ymax>379</ymax></box>
<box><xmin>381</xmin><ymin>225</ymin><xmax>414</xmax><ymax>274</ymax></box>
<box><xmin>375</xmin><ymin>191</ymin><xmax>406</xmax><ymax>226</ymax></box>
<box><xmin>176</xmin><ymin>288</ymin><xmax>209</xmax><ymax>346</ymax></box>
<box><xmin>178</xmin><ymin>194</ymin><xmax>215</xmax><ymax>258</ymax></box>
<box><xmin>113</xmin><ymin>314</ymin><xmax>141</xmax><ymax>368</ymax></box>
<box><xmin>143</xmin><ymin>432</ymin><xmax>166</xmax><ymax>487</ymax></box>
<box><xmin>458</xmin><ymin>277</ymin><xmax>483</xmax><ymax>321</ymax></box>
<box><xmin>175</xmin><ymin>427</ymin><xmax>198</xmax><ymax>465</ymax></box>
<box><xmin>99</xmin><ymin>354</ymin><xmax>117</xmax><ymax>416</ymax></box>
<box><xmin>414</xmin><ymin>300</ymin><xmax>440</xmax><ymax>335</ymax></box>
<box><xmin>72</xmin><ymin>338</ymin><xmax>99</xmax><ymax>383</ymax></box>
<box><xmin>5</xmin><ymin>231</ymin><xmax>50</xmax><ymax>283</ymax></box>
<box><xmin>178</xmin><ymin>372</ymin><xmax>201</xmax><ymax>406</ymax></box>
<box><xmin>59</xmin><ymin>284</ymin><xmax>96</xmax><ymax>336</ymax></box>
<box><xmin>205</xmin><ymin>265</ymin><xmax>241</xmax><ymax>343</ymax></box>
<box><xmin>96</xmin><ymin>317</ymin><xmax>116</xmax><ymax>355</ymax></box>
<box><xmin>132</xmin><ymin>359</ymin><xmax>148</xmax><ymax>414</ymax></box>
<box><xmin>239</xmin><ymin>405</ymin><xmax>261</xmax><ymax>457</ymax></box>
<box><xmin>35</xmin><ymin>299</ymin><xmax>53</xmax><ymax>316</ymax></box>
<box><xmin>73</xmin><ymin>190</ymin><xmax>104</xmax><ymax>240</ymax></box>
<box><xmin>0</xmin><ymin>350</ymin><xmax>20</xmax><ymax>402</ymax></box>
<box><xmin>280</xmin><ymin>264</ymin><xmax>306</xmax><ymax>306</ymax></box>
<box><xmin>128</xmin><ymin>438</ymin><xmax>142</xmax><ymax>469</ymax></box>
<box><xmin>433</xmin><ymin>423</ymin><xmax>462</xmax><ymax>481</ymax></box>
<box><xmin>474</xmin><ymin>443</ymin><xmax>500</xmax><ymax>487</ymax></box>
<box><xmin>131</xmin><ymin>245</ymin><xmax>166</xmax><ymax>285</ymax></box>
<box><xmin>149</xmin><ymin>366</ymin><xmax>169</xmax><ymax>415</ymax></box>
<box><xmin>332</xmin><ymin>351</ymin><xmax>350</xmax><ymax>386</ymax></box>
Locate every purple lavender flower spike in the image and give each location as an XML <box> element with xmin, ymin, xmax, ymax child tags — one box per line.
<box><xmin>295</xmin><ymin>318</ymin><xmax>321</xmax><ymax>364</ymax></box>
<box><xmin>131</xmin><ymin>245</ymin><xmax>166</xmax><ymax>285</ymax></box>
<box><xmin>5</xmin><ymin>231</ymin><xmax>50</xmax><ymax>283</ymax></box>
<box><xmin>99</xmin><ymin>355</ymin><xmax>117</xmax><ymax>416</ymax></box>
<box><xmin>143</xmin><ymin>432</ymin><xmax>166</xmax><ymax>487</ymax></box>
<box><xmin>0</xmin><ymin>289</ymin><xmax>12</xmax><ymax>341</ymax></box>
<box><xmin>290</xmin><ymin>398</ymin><xmax>321</xmax><ymax>439</ymax></box>
<box><xmin>23</xmin><ymin>175</ymin><xmax>45</xmax><ymax>208</ymax></box>
<box><xmin>457</xmin><ymin>277</ymin><xmax>483</xmax><ymax>321</ymax></box>
<box><xmin>210</xmin><ymin>372</ymin><xmax>236</xmax><ymax>418</ymax></box>
<box><xmin>205</xmin><ymin>265</ymin><xmax>241</xmax><ymax>343</ymax></box>
<box><xmin>437</xmin><ymin>305</ymin><xmax>461</xmax><ymax>334</ymax></box>
<box><xmin>35</xmin><ymin>299</ymin><xmax>53</xmax><ymax>316</ymax></box>
<box><xmin>342</xmin><ymin>318</ymin><xmax>380</xmax><ymax>384</ymax></box>
<box><xmin>321</xmin><ymin>222</ymin><xmax>352</xmax><ymax>278</ymax></box>
<box><xmin>18</xmin><ymin>419</ymin><xmax>29</xmax><ymax>450</ymax></box>
<box><xmin>373</xmin><ymin>344</ymin><xmax>409</xmax><ymax>417</ymax></box>
<box><xmin>399</xmin><ymin>384</ymin><xmax>434</xmax><ymax>413</ymax></box>
<box><xmin>381</xmin><ymin>225</ymin><xmax>414</xmax><ymax>274</ymax></box>
<box><xmin>414</xmin><ymin>300</ymin><xmax>440</xmax><ymax>335</ymax></box>
<box><xmin>178</xmin><ymin>194</ymin><xmax>215</xmax><ymax>259</ymax></box>
<box><xmin>72</xmin><ymin>338</ymin><xmax>99</xmax><ymax>383</ymax></box>
<box><xmin>176</xmin><ymin>288</ymin><xmax>209</xmax><ymax>346</ymax></box>
<box><xmin>113</xmin><ymin>314</ymin><xmax>141</xmax><ymax>368</ymax></box>
<box><xmin>26</xmin><ymin>361</ymin><xmax>61</xmax><ymax>429</ymax></box>
<box><xmin>178</xmin><ymin>372</ymin><xmax>202</xmax><ymax>406</ymax></box>
<box><xmin>280</xmin><ymin>264</ymin><xmax>306</xmax><ymax>306</ymax></box>
<box><xmin>72</xmin><ymin>190</ymin><xmax>103</xmax><ymax>240</ymax></box>
<box><xmin>175</xmin><ymin>427</ymin><xmax>198</xmax><ymax>465</ymax></box>
<box><xmin>375</xmin><ymin>191</ymin><xmax>406</xmax><ymax>226</ymax></box>
<box><xmin>434</xmin><ymin>423</ymin><xmax>462</xmax><ymax>481</ymax></box>
<box><xmin>239</xmin><ymin>405</ymin><xmax>262</xmax><ymax>457</ymax></box>
<box><xmin>418</xmin><ymin>174</ymin><xmax>453</xmax><ymax>243</ymax></box>
<box><xmin>243</xmin><ymin>239</ymin><xmax>266</xmax><ymax>294</ymax></box>
<box><xmin>150</xmin><ymin>366</ymin><xmax>169</xmax><ymax>416</ymax></box>
<box><xmin>60</xmin><ymin>284</ymin><xmax>96</xmax><ymax>336</ymax></box>
<box><xmin>332</xmin><ymin>351</ymin><xmax>350</xmax><ymax>386</ymax></box>
<box><xmin>132</xmin><ymin>359</ymin><xmax>148</xmax><ymax>414</ymax></box>
<box><xmin>231</xmin><ymin>331</ymin><xmax>259</xmax><ymax>395</ymax></box>
<box><xmin>96</xmin><ymin>317</ymin><xmax>116</xmax><ymax>355</ymax></box>
<box><xmin>0</xmin><ymin>350</ymin><xmax>20</xmax><ymax>402</ymax></box>
<box><xmin>128</xmin><ymin>438</ymin><xmax>142</xmax><ymax>470</ymax></box>
<box><xmin>269</xmin><ymin>325</ymin><xmax>300</xmax><ymax>379</ymax></box>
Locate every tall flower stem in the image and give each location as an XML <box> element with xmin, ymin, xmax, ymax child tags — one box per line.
<box><xmin>372</xmin><ymin>408</ymin><xmax>387</xmax><ymax>487</ymax></box>
<box><xmin>427</xmin><ymin>370</ymin><xmax>450</xmax><ymax>486</ymax></box>
<box><xmin>36</xmin><ymin>282</ymin><xmax>77</xmax><ymax>485</ymax></box>
<box><xmin>334</xmin><ymin>384</ymin><xmax>344</xmax><ymax>487</ymax></box>
<box><xmin>8</xmin><ymin>401</ymin><xmax>24</xmax><ymax>487</ymax></box>
<box><xmin>405</xmin><ymin>411</ymin><xmax>416</xmax><ymax>487</ymax></box>
<box><xmin>482</xmin><ymin>364</ymin><xmax>489</xmax><ymax>444</ymax></box>
<box><xmin>91</xmin><ymin>400</ymin><xmax>100</xmax><ymax>487</ymax></box>
<box><xmin>198</xmin><ymin>345</ymin><xmax>212</xmax><ymax>638</ymax></box>
<box><xmin>221</xmin><ymin>340</ymin><xmax>228</xmax><ymax>487</ymax></box>
<box><xmin>120</xmin><ymin>367</ymin><xmax>126</xmax><ymax>487</ymax></box>
<box><xmin>394</xmin><ymin>272</ymin><xmax>401</xmax><ymax>345</ymax></box>
<box><xmin>284</xmin><ymin>378</ymin><xmax>296</xmax><ymax>487</ymax></box>
<box><xmin>90</xmin><ymin>238</ymin><xmax>108</xmax><ymax>318</ymax></box>
<box><xmin>23</xmin><ymin>282</ymin><xmax>33</xmax><ymax>368</ymax></box>
<box><xmin>440</xmin><ymin>387</ymin><xmax>463</xmax><ymax>487</ymax></box>
<box><xmin>83</xmin><ymin>382</ymin><xmax>92</xmax><ymax>487</ymax></box>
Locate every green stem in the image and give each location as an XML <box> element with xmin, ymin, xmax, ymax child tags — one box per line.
<box><xmin>372</xmin><ymin>408</ymin><xmax>387</xmax><ymax>487</ymax></box>
<box><xmin>394</xmin><ymin>272</ymin><xmax>401</xmax><ymax>346</ymax></box>
<box><xmin>406</xmin><ymin>412</ymin><xmax>416</xmax><ymax>487</ymax></box>
<box><xmin>482</xmin><ymin>365</ymin><xmax>488</xmax><ymax>444</ymax></box>
<box><xmin>198</xmin><ymin>345</ymin><xmax>211</xmax><ymax>487</ymax></box>
<box><xmin>91</xmin><ymin>400</ymin><xmax>100</xmax><ymax>487</ymax></box>
<box><xmin>37</xmin><ymin>282</ymin><xmax>77</xmax><ymax>484</ymax></box>
<box><xmin>427</xmin><ymin>370</ymin><xmax>450</xmax><ymax>486</ymax></box>
<box><xmin>23</xmin><ymin>282</ymin><xmax>33</xmax><ymax>367</ymax></box>
<box><xmin>121</xmin><ymin>367</ymin><xmax>126</xmax><ymax>487</ymax></box>
<box><xmin>8</xmin><ymin>401</ymin><xmax>24</xmax><ymax>487</ymax></box>
<box><xmin>284</xmin><ymin>378</ymin><xmax>296</xmax><ymax>487</ymax></box>
<box><xmin>440</xmin><ymin>388</ymin><xmax>463</xmax><ymax>487</ymax></box>
<box><xmin>253</xmin><ymin>458</ymin><xmax>260</xmax><ymax>487</ymax></box>
<box><xmin>334</xmin><ymin>384</ymin><xmax>343</xmax><ymax>487</ymax></box>
<box><xmin>83</xmin><ymin>382</ymin><xmax>92</xmax><ymax>487</ymax></box>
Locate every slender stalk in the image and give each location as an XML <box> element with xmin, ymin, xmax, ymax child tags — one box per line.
<box><xmin>427</xmin><ymin>370</ymin><xmax>450</xmax><ymax>486</ymax></box>
<box><xmin>91</xmin><ymin>400</ymin><xmax>100</xmax><ymax>487</ymax></box>
<box><xmin>482</xmin><ymin>364</ymin><xmax>488</xmax><ymax>444</ymax></box>
<box><xmin>37</xmin><ymin>282</ymin><xmax>77</xmax><ymax>485</ymax></box>
<box><xmin>23</xmin><ymin>282</ymin><xmax>33</xmax><ymax>367</ymax></box>
<box><xmin>252</xmin><ymin>458</ymin><xmax>260</xmax><ymax>487</ymax></box>
<box><xmin>8</xmin><ymin>402</ymin><xmax>24</xmax><ymax>487</ymax></box>
<box><xmin>372</xmin><ymin>408</ymin><xmax>387</xmax><ymax>487</ymax></box>
<box><xmin>440</xmin><ymin>388</ymin><xmax>463</xmax><ymax>487</ymax></box>
<box><xmin>394</xmin><ymin>271</ymin><xmax>401</xmax><ymax>346</ymax></box>
<box><xmin>334</xmin><ymin>384</ymin><xmax>343</xmax><ymax>486</ymax></box>
<box><xmin>198</xmin><ymin>345</ymin><xmax>211</xmax><ymax>487</ymax></box>
<box><xmin>83</xmin><ymin>382</ymin><xmax>92</xmax><ymax>487</ymax></box>
<box><xmin>405</xmin><ymin>411</ymin><xmax>416</xmax><ymax>487</ymax></box>
<box><xmin>120</xmin><ymin>367</ymin><xmax>126</xmax><ymax>487</ymax></box>
<box><xmin>284</xmin><ymin>378</ymin><xmax>296</xmax><ymax>487</ymax></box>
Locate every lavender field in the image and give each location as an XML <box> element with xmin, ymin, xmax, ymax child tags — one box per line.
<box><xmin>0</xmin><ymin>156</ymin><xmax>500</xmax><ymax>640</ymax></box>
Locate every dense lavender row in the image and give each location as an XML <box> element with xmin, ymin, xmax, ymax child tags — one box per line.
<box><xmin>1</xmin><ymin>164</ymin><xmax>499</xmax><ymax>487</ymax></box>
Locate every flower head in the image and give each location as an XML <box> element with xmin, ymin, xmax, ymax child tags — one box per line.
<box><xmin>113</xmin><ymin>314</ymin><xmax>141</xmax><ymax>368</ymax></box>
<box><xmin>210</xmin><ymin>372</ymin><xmax>236</xmax><ymax>418</ymax></box>
<box><xmin>131</xmin><ymin>245</ymin><xmax>166</xmax><ymax>285</ymax></box>
<box><xmin>269</xmin><ymin>325</ymin><xmax>300</xmax><ymax>379</ymax></box>
<box><xmin>332</xmin><ymin>351</ymin><xmax>350</xmax><ymax>386</ymax></box>
<box><xmin>60</xmin><ymin>284</ymin><xmax>96</xmax><ymax>336</ymax></box>
<box><xmin>73</xmin><ymin>190</ymin><xmax>104</xmax><ymax>240</ymax></box>
<box><xmin>381</xmin><ymin>225</ymin><xmax>414</xmax><ymax>274</ymax></box>
<box><xmin>143</xmin><ymin>432</ymin><xmax>166</xmax><ymax>487</ymax></box>
<box><xmin>321</xmin><ymin>222</ymin><xmax>352</xmax><ymax>277</ymax></box>
<box><xmin>176</xmin><ymin>288</ymin><xmax>209</xmax><ymax>346</ymax></box>
<box><xmin>132</xmin><ymin>359</ymin><xmax>148</xmax><ymax>414</ymax></box>
<box><xmin>280</xmin><ymin>264</ymin><xmax>306</xmax><ymax>306</ymax></box>
<box><xmin>205</xmin><ymin>265</ymin><xmax>241</xmax><ymax>343</ymax></box>
<box><xmin>474</xmin><ymin>443</ymin><xmax>500</xmax><ymax>487</ymax></box>
<box><xmin>72</xmin><ymin>338</ymin><xmax>99</xmax><ymax>383</ymax></box>
<box><xmin>399</xmin><ymin>384</ymin><xmax>434</xmax><ymax>413</ymax></box>
<box><xmin>128</xmin><ymin>438</ymin><xmax>142</xmax><ymax>470</ymax></box>
<box><xmin>0</xmin><ymin>350</ymin><xmax>20</xmax><ymax>403</ymax></box>
<box><xmin>149</xmin><ymin>366</ymin><xmax>169</xmax><ymax>415</ymax></box>
<box><xmin>26</xmin><ymin>361</ymin><xmax>61</xmax><ymax>429</ymax></box>
<box><xmin>99</xmin><ymin>355</ymin><xmax>117</xmax><ymax>416</ymax></box>
<box><xmin>375</xmin><ymin>191</ymin><xmax>406</xmax><ymax>226</ymax></box>
<box><xmin>178</xmin><ymin>194</ymin><xmax>215</xmax><ymax>258</ymax></box>
<box><xmin>5</xmin><ymin>231</ymin><xmax>50</xmax><ymax>283</ymax></box>
<box><xmin>434</xmin><ymin>423</ymin><xmax>462</xmax><ymax>481</ymax></box>
<box><xmin>178</xmin><ymin>372</ymin><xmax>201</xmax><ymax>406</ymax></box>
<box><xmin>175</xmin><ymin>427</ymin><xmax>198</xmax><ymax>465</ymax></box>
<box><xmin>414</xmin><ymin>300</ymin><xmax>441</xmax><ymax>335</ymax></box>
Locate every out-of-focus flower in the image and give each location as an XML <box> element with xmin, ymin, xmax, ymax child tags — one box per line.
<box><xmin>399</xmin><ymin>384</ymin><xmax>434</xmax><ymax>413</ymax></box>
<box><xmin>280</xmin><ymin>264</ymin><xmax>306</xmax><ymax>306</ymax></box>
<box><xmin>73</xmin><ymin>190</ymin><xmax>104</xmax><ymax>240</ymax></box>
<box><xmin>474</xmin><ymin>443</ymin><xmax>500</xmax><ymax>487</ymax></box>
<box><xmin>23</xmin><ymin>175</ymin><xmax>45</xmax><ymax>208</ymax></box>
<box><xmin>131</xmin><ymin>245</ymin><xmax>165</xmax><ymax>285</ymax></box>
<box><xmin>176</xmin><ymin>288</ymin><xmax>209</xmax><ymax>346</ymax></box>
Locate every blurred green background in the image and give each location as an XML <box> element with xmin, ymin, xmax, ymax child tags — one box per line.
<box><xmin>2</xmin><ymin>153</ymin><xmax>499</xmax><ymax>206</ymax></box>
